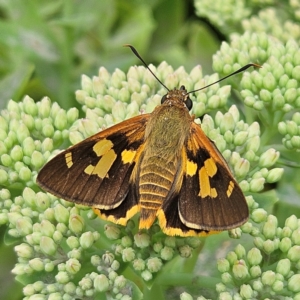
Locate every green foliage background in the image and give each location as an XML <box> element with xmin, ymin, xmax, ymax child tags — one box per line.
<box><xmin>1</xmin><ymin>0</ymin><xmax>300</xmax><ymax>299</ymax></box>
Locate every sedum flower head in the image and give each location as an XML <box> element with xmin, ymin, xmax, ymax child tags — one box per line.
<box><xmin>0</xmin><ymin>17</ymin><xmax>299</xmax><ymax>298</ymax></box>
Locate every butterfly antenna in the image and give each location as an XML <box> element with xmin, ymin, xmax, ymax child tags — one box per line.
<box><xmin>188</xmin><ymin>63</ymin><xmax>261</xmax><ymax>95</ymax></box>
<box><xmin>124</xmin><ymin>44</ymin><xmax>170</xmax><ymax>91</ymax></box>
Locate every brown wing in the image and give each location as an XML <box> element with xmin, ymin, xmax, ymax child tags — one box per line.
<box><xmin>37</xmin><ymin>114</ymin><xmax>150</xmax><ymax>224</ymax></box>
<box><xmin>157</xmin><ymin>122</ymin><xmax>249</xmax><ymax>236</ymax></box>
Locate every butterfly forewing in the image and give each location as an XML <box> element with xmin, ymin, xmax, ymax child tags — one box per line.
<box><xmin>37</xmin><ymin>114</ymin><xmax>149</xmax><ymax>209</ymax></box>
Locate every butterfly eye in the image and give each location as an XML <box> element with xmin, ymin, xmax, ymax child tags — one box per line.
<box><xmin>161</xmin><ymin>94</ymin><xmax>167</xmax><ymax>104</ymax></box>
<box><xmin>185</xmin><ymin>96</ymin><xmax>193</xmax><ymax>110</ymax></box>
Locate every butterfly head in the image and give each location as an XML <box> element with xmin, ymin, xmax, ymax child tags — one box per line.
<box><xmin>161</xmin><ymin>85</ymin><xmax>193</xmax><ymax>111</ymax></box>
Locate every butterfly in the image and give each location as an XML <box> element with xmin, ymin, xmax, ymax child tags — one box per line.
<box><xmin>37</xmin><ymin>45</ymin><xmax>255</xmax><ymax>237</ymax></box>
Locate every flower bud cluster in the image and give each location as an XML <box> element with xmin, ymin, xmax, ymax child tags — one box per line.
<box><xmin>104</xmin><ymin>223</ymin><xmax>202</xmax><ymax>282</ymax></box>
<box><xmin>216</xmin><ymin>215</ymin><xmax>300</xmax><ymax>299</ymax></box>
<box><xmin>0</xmin><ymin>97</ymin><xmax>78</xmax><ymax>187</ymax></box>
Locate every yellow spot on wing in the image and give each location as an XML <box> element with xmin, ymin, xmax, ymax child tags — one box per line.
<box><xmin>65</xmin><ymin>152</ymin><xmax>73</xmax><ymax>168</ymax></box>
<box><xmin>198</xmin><ymin>158</ymin><xmax>218</xmax><ymax>198</ymax></box>
<box><xmin>93</xmin><ymin>139</ymin><xmax>113</xmax><ymax>156</ymax></box>
<box><xmin>84</xmin><ymin>149</ymin><xmax>117</xmax><ymax>178</ymax></box>
<box><xmin>204</xmin><ymin>158</ymin><xmax>217</xmax><ymax>177</ymax></box>
<box><xmin>186</xmin><ymin>159</ymin><xmax>197</xmax><ymax>176</ymax></box>
<box><xmin>227</xmin><ymin>180</ymin><xmax>234</xmax><ymax>197</ymax></box>
<box><xmin>121</xmin><ymin>149</ymin><xmax>136</xmax><ymax>164</ymax></box>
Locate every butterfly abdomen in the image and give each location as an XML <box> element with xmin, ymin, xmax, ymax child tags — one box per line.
<box><xmin>138</xmin><ymin>156</ymin><xmax>177</xmax><ymax>229</ymax></box>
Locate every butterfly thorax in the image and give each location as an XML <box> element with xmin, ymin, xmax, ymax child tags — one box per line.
<box><xmin>138</xmin><ymin>89</ymin><xmax>192</xmax><ymax>229</ymax></box>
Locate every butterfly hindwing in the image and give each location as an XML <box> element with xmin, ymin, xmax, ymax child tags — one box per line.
<box><xmin>158</xmin><ymin>122</ymin><xmax>249</xmax><ymax>236</ymax></box>
<box><xmin>37</xmin><ymin>114</ymin><xmax>150</xmax><ymax>224</ymax></box>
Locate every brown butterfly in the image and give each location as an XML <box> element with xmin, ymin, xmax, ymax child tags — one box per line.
<box><xmin>37</xmin><ymin>45</ymin><xmax>257</xmax><ymax>236</ymax></box>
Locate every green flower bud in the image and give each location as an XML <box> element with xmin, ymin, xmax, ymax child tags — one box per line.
<box><xmin>252</xmin><ymin>279</ymin><xmax>263</xmax><ymax>292</ymax></box>
<box><xmin>79</xmin><ymin>231</ymin><xmax>94</xmax><ymax>249</ymax></box>
<box><xmin>233</xmin><ymin>131</ymin><xmax>248</xmax><ymax>146</ymax></box>
<box><xmin>291</xmin><ymin>228</ymin><xmax>300</xmax><ymax>245</ymax></box>
<box><xmin>153</xmin><ymin>242</ymin><xmax>163</xmax><ymax>253</ymax></box>
<box><xmin>42</xmin><ymin>124</ymin><xmax>55</xmax><ymax>138</ymax></box>
<box><xmin>64</xmin><ymin>282</ymin><xmax>76</xmax><ymax>295</ymax></box>
<box><xmin>266</xmin><ymin>168</ymin><xmax>284</xmax><ymax>183</ymax></box>
<box><xmin>66</xmin><ymin>258</ymin><xmax>81</xmax><ymax>274</ymax></box>
<box><xmin>112</xmin><ymin>101</ymin><xmax>126</xmax><ymax>122</ymax></box>
<box><xmin>10</xmin><ymin>145</ymin><xmax>23</xmax><ymax>161</ymax></box>
<box><xmin>28</xmin><ymin>258</ymin><xmax>44</xmax><ymax>272</ymax></box>
<box><xmin>287</xmin><ymin>245</ymin><xmax>300</xmax><ymax>261</ymax></box>
<box><xmin>285</xmin><ymin>215</ymin><xmax>298</xmax><ymax>230</ymax></box>
<box><xmin>258</xmin><ymin>149</ymin><xmax>279</xmax><ymax>168</ymax></box>
<box><xmin>55</xmin><ymin>271</ymin><xmax>70</xmax><ymax>284</ymax></box>
<box><xmin>23</xmin><ymin>96</ymin><xmax>38</xmax><ymax>116</ymax></box>
<box><xmin>288</xmin><ymin>274</ymin><xmax>300</xmax><ymax>292</ymax></box>
<box><xmin>221</xmin><ymin>272</ymin><xmax>233</xmax><ymax>284</ymax></box>
<box><xmin>223</xmin><ymin>130</ymin><xmax>233</xmax><ymax>144</ymax></box>
<box><xmin>66</xmin><ymin>236</ymin><xmax>79</xmax><ymax>249</ymax></box>
<box><xmin>133</xmin><ymin>258</ymin><xmax>145</xmax><ymax>271</ymax></box>
<box><xmin>134</xmin><ymin>232</ymin><xmax>150</xmax><ymax>248</ymax></box>
<box><xmin>262</xmin><ymin>215</ymin><xmax>278</xmax><ymax>239</ymax></box>
<box><xmin>245</xmin><ymin>136</ymin><xmax>260</xmax><ymax>152</ymax></box>
<box><xmin>263</xmin><ymin>239</ymin><xmax>276</xmax><ymax>254</ymax></box>
<box><xmin>16</xmin><ymin>217</ymin><xmax>33</xmax><ymax>236</ymax></box>
<box><xmin>276</xmin><ymin>258</ymin><xmax>291</xmax><ymax>277</ymax></box>
<box><xmin>31</xmin><ymin>150</ymin><xmax>45</xmax><ymax>169</ymax></box>
<box><xmin>55</xmin><ymin>223</ymin><xmax>67</xmax><ymax>237</ymax></box>
<box><xmin>0</xmin><ymin>213</ymin><xmax>8</xmax><ymax>225</ymax></box>
<box><xmin>19</xmin><ymin>166</ymin><xmax>32</xmax><ymax>182</ymax></box>
<box><xmin>178</xmin><ymin>245</ymin><xmax>192</xmax><ymax>258</ymax></box>
<box><xmin>226</xmin><ymin>251</ymin><xmax>238</xmax><ymax>265</ymax></box>
<box><xmin>215</xmin><ymin>283</ymin><xmax>226</xmax><ymax>293</ymax></box>
<box><xmin>235</xmin><ymin>244</ymin><xmax>246</xmax><ymax>259</ymax></box>
<box><xmin>44</xmin><ymin>207</ymin><xmax>55</xmax><ymax>222</ymax></box>
<box><xmin>272</xmin><ymin>280</ymin><xmax>284</xmax><ymax>292</ymax></box>
<box><xmin>234</xmin><ymin>158</ymin><xmax>250</xmax><ymax>178</ymax></box>
<box><xmin>15</xmin><ymin>243</ymin><xmax>34</xmax><ymax>259</ymax></box>
<box><xmin>40</xmin><ymin>220</ymin><xmax>55</xmax><ymax>237</ymax></box>
<box><xmin>180</xmin><ymin>292</ymin><xmax>193</xmax><ymax>300</ymax></box>
<box><xmin>54</xmin><ymin>204</ymin><xmax>69</xmax><ymax>224</ymax></box>
<box><xmin>164</xmin><ymin>236</ymin><xmax>176</xmax><ymax>248</ymax></box>
<box><xmin>120</xmin><ymin>236</ymin><xmax>132</xmax><ymax>248</ymax></box>
<box><xmin>69</xmin><ymin>214</ymin><xmax>84</xmax><ymax>234</ymax></box>
<box><xmin>262</xmin><ymin>270</ymin><xmax>276</xmax><ymax>286</ymax></box>
<box><xmin>218</xmin><ymin>292</ymin><xmax>232</xmax><ymax>300</ymax></box>
<box><xmin>23</xmin><ymin>284</ymin><xmax>35</xmax><ymax>296</ymax></box>
<box><xmin>252</xmin><ymin>208</ymin><xmax>268</xmax><ymax>223</ymax></box>
<box><xmin>232</xmin><ymin>260</ymin><xmax>249</xmax><ymax>280</ymax></box>
<box><xmin>114</xmin><ymin>275</ymin><xmax>126</xmax><ymax>289</ymax></box>
<box><xmin>141</xmin><ymin>270</ymin><xmax>153</xmax><ymax>281</ymax></box>
<box><xmin>247</xmin><ymin>248</ymin><xmax>263</xmax><ymax>266</ymax></box>
<box><xmin>249</xmin><ymin>266</ymin><xmax>261</xmax><ymax>278</ymax></box>
<box><xmin>111</xmin><ymin>260</ymin><xmax>120</xmax><ymax>271</ymax></box>
<box><xmin>104</xmin><ymin>224</ymin><xmax>121</xmax><ymax>240</ymax></box>
<box><xmin>0</xmin><ymin>169</ymin><xmax>8</xmax><ymax>184</ymax></box>
<box><xmin>1</xmin><ymin>153</ymin><xmax>12</xmax><ymax>166</ymax></box>
<box><xmin>102</xmin><ymin>252</ymin><xmax>114</xmax><ymax>266</ymax></box>
<box><xmin>45</xmin><ymin>261</ymin><xmax>55</xmax><ymax>272</ymax></box>
<box><xmin>68</xmin><ymin>248</ymin><xmax>82</xmax><ymax>260</ymax></box>
<box><xmin>217</xmin><ymin>258</ymin><xmax>230</xmax><ymax>273</ymax></box>
<box><xmin>90</xmin><ymin>255</ymin><xmax>100</xmax><ymax>267</ymax></box>
<box><xmin>160</xmin><ymin>246</ymin><xmax>174</xmax><ymax>260</ymax></box>
<box><xmin>147</xmin><ymin>257</ymin><xmax>163</xmax><ymax>273</ymax></box>
<box><xmin>240</xmin><ymin>284</ymin><xmax>253</xmax><ymax>299</ymax></box>
<box><xmin>40</xmin><ymin>236</ymin><xmax>57</xmax><ymax>256</ymax></box>
<box><xmin>12</xmin><ymin>263</ymin><xmax>27</xmax><ymax>275</ymax></box>
<box><xmin>79</xmin><ymin>277</ymin><xmax>93</xmax><ymax>290</ymax></box>
<box><xmin>249</xmin><ymin>178</ymin><xmax>265</xmax><ymax>192</ymax></box>
<box><xmin>122</xmin><ymin>247</ymin><xmax>135</xmax><ymax>262</ymax></box>
<box><xmin>240</xmin><ymin>222</ymin><xmax>252</xmax><ymax>234</ymax></box>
